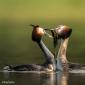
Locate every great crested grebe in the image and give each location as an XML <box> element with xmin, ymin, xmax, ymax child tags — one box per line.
<box><xmin>49</xmin><ymin>25</ymin><xmax>85</xmax><ymax>72</ymax></box>
<box><xmin>3</xmin><ymin>25</ymin><xmax>56</xmax><ymax>72</ymax></box>
<box><xmin>53</xmin><ymin>25</ymin><xmax>72</xmax><ymax>71</ymax></box>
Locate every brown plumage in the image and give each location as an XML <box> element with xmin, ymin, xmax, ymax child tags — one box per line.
<box><xmin>54</xmin><ymin>25</ymin><xmax>72</xmax><ymax>39</ymax></box>
<box><xmin>31</xmin><ymin>25</ymin><xmax>45</xmax><ymax>42</ymax></box>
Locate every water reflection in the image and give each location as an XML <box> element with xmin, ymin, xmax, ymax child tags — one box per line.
<box><xmin>40</xmin><ymin>73</ymin><xmax>56</xmax><ymax>85</ymax></box>
<box><xmin>57</xmin><ymin>72</ymin><xmax>68</xmax><ymax>85</ymax></box>
<box><xmin>2</xmin><ymin>71</ymin><xmax>69</xmax><ymax>85</ymax></box>
<box><xmin>40</xmin><ymin>72</ymin><xmax>68</xmax><ymax>85</ymax></box>
<box><xmin>1</xmin><ymin>71</ymin><xmax>85</xmax><ymax>85</ymax></box>
<box><xmin>2</xmin><ymin>72</ymin><xmax>57</xmax><ymax>85</ymax></box>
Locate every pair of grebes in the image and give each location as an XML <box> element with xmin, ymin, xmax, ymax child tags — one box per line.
<box><xmin>3</xmin><ymin>24</ymin><xmax>85</xmax><ymax>72</ymax></box>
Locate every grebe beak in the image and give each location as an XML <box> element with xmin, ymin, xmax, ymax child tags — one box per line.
<box><xmin>45</xmin><ymin>28</ymin><xmax>59</xmax><ymax>48</ymax></box>
<box><xmin>30</xmin><ymin>24</ymin><xmax>35</xmax><ymax>27</ymax></box>
<box><xmin>30</xmin><ymin>24</ymin><xmax>53</xmax><ymax>42</ymax></box>
<box><xmin>30</xmin><ymin>24</ymin><xmax>53</xmax><ymax>38</ymax></box>
<box><xmin>44</xmin><ymin>29</ymin><xmax>53</xmax><ymax>38</ymax></box>
<box><xmin>44</xmin><ymin>25</ymin><xmax>72</xmax><ymax>48</ymax></box>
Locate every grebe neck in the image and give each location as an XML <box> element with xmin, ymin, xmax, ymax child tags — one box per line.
<box><xmin>38</xmin><ymin>40</ymin><xmax>56</xmax><ymax>71</ymax></box>
<box><xmin>57</xmin><ymin>38</ymin><xmax>69</xmax><ymax>71</ymax></box>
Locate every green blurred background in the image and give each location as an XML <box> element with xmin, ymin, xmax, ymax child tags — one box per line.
<box><xmin>0</xmin><ymin>0</ymin><xmax>85</xmax><ymax>66</ymax></box>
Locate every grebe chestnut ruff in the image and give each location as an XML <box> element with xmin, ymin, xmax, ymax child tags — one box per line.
<box><xmin>3</xmin><ymin>25</ymin><xmax>56</xmax><ymax>72</ymax></box>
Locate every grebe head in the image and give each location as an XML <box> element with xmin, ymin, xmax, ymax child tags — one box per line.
<box><xmin>55</xmin><ymin>25</ymin><xmax>72</xmax><ymax>39</ymax></box>
<box><xmin>30</xmin><ymin>24</ymin><xmax>45</xmax><ymax>42</ymax></box>
<box><xmin>44</xmin><ymin>25</ymin><xmax>72</xmax><ymax>48</ymax></box>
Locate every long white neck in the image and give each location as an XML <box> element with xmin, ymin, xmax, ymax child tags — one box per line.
<box><xmin>38</xmin><ymin>40</ymin><xmax>56</xmax><ymax>71</ymax></box>
<box><xmin>56</xmin><ymin>38</ymin><xmax>69</xmax><ymax>71</ymax></box>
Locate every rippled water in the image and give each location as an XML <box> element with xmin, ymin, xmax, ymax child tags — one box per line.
<box><xmin>0</xmin><ymin>71</ymin><xmax>85</xmax><ymax>85</ymax></box>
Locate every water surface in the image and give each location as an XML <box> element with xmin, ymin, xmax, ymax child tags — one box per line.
<box><xmin>0</xmin><ymin>71</ymin><xmax>85</xmax><ymax>85</ymax></box>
